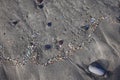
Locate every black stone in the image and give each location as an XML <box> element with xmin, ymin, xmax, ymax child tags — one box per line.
<box><xmin>11</xmin><ymin>20</ymin><xmax>19</xmax><ymax>26</ymax></box>
<box><xmin>47</xmin><ymin>22</ymin><xmax>52</xmax><ymax>27</ymax></box>
<box><xmin>38</xmin><ymin>4</ymin><xmax>44</xmax><ymax>9</ymax></box>
<box><xmin>58</xmin><ymin>40</ymin><xmax>64</xmax><ymax>45</ymax></box>
<box><xmin>44</xmin><ymin>44</ymin><xmax>52</xmax><ymax>50</ymax></box>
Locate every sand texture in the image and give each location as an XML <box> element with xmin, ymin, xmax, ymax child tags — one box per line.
<box><xmin>0</xmin><ymin>0</ymin><xmax>120</xmax><ymax>80</ymax></box>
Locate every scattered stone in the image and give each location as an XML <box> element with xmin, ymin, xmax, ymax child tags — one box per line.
<box><xmin>44</xmin><ymin>44</ymin><xmax>52</xmax><ymax>50</ymax></box>
<box><xmin>47</xmin><ymin>22</ymin><xmax>52</xmax><ymax>27</ymax></box>
<box><xmin>88</xmin><ymin>62</ymin><xmax>107</xmax><ymax>77</ymax></box>
<box><xmin>68</xmin><ymin>43</ymin><xmax>75</xmax><ymax>50</ymax></box>
<box><xmin>55</xmin><ymin>39</ymin><xmax>64</xmax><ymax>50</ymax></box>
<box><xmin>58</xmin><ymin>40</ymin><xmax>64</xmax><ymax>45</ymax></box>
<box><xmin>30</xmin><ymin>42</ymin><xmax>34</xmax><ymax>46</ymax></box>
<box><xmin>38</xmin><ymin>4</ymin><xmax>44</xmax><ymax>9</ymax></box>
<box><xmin>81</xmin><ymin>25</ymin><xmax>90</xmax><ymax>31</ymax></box>
<box><xmin>10</xmin><ymin>20</ymin><xmax>19</xmax><ymax>26</ymax></box>
<box><xmin>90</xmin><ymin>18</ymin><xmax>96</xmax><ymax>23</ymax></box>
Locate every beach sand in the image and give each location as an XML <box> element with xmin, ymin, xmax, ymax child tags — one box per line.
<box><xmin>0</xmin><ymin>0</ymin><xmax>120</xmax><ymax>80</ymax></box>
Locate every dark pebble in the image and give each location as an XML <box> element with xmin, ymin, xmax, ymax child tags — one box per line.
<box><xmin>44</xmin><ymin>44</ymin><xmax>52</xmax><ymax>50</ymax></box>
<box><xmin>47</xmin><ymin>22</ymin><xmax>52</xmax><ymax>27</ymax></box>
<box><xmin>38</xmin><ymin>4</ymin><xmax>44</xmax><ymax>9</ymax></box>
<box><xmin>81</xmin><ymin>25</ymin><xmax>89</xmax><ymax>31</ymax></box>
<box><xmin>30</xmin><ymin>42</ymin><xmax>34</xmax><ymax>46</ymax></box>
<box><xmin>11</xmin><ymin>20</ymin><xmax>19</xmax><ymax>26</ymax></box>
<box><xmin>58</xmin><ymin>40</ymin><xmax>64</xmax><ymax>45</ymax></box>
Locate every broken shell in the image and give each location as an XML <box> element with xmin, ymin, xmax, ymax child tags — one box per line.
<box><xmin>88</xmin><ymin>62</ymin><xmax>106</xmax><ymax>76</ymax></box>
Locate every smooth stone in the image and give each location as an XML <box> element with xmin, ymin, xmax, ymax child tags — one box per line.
<box><xmin>44</xmin><ymin>44</ymin><xmax>52</xmax><ymax>50</ymax></box>
<box><xmin>88</xmin><ymin>62</ymin><xmax>106</xmax><ymax>76</ymax></box>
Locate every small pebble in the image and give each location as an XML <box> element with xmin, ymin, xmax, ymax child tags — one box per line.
<box><xmin>44</xmin><ymin>44</ymin><xmax>52</xmax><ymax>50</ymax></box>
<box><xmin>38</xmin><ymin>4</ymin><xmax>44</xmax><ymax>9</ymax></box>
<box><xmin>13</xmin><ymin>21</ymin><xmax>18</xmax><ymax>25</ymax></box>
<box><xmin>30</xmin><ymin>42</ymin><xmax>34</xmax><ymax>46</ymax></box>
<box><xmin>47</xmin><ymin>22</ymin><xmax>52</xmax><ymax>27</ymax></box>
<box><xmin>58</xmin><ymin>40</ymin><xmax>64</xmax><ymax>45</ymax></box>
<box><xmin>11</xmin><ymin>20</ymin><xmax>19</xmax><ymax>26</ymax></box>
<box><xmin>81</xmin><ymin>25</ymin><xmax>90</xmax><ymax>31</ymax></box>
<box><xmin>90</xmin><ymin>18</ymin><xmax>95</xmax><ymax>23</ymax></box>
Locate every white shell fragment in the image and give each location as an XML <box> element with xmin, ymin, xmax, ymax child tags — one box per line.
<box><xmin>88</xmin><ymin>63</ymin><xmax>106</xmax><ymax>76</ymax></box>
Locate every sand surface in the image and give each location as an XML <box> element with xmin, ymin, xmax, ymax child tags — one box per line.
<box><xmin>0</xmin><ymin>0</ymin><xmax>120</xmax><ymax>80</ymax></box>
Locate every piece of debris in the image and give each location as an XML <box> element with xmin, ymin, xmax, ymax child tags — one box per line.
<box><xmin>81</xmin><ymin>25</ymin><xmax>90</xmax><ymax>31</ymax></box>
<box><xmin>88</xmin><ymin>62</ymin><xmax>108</xmax><ymax>77</ymax></box>
<box><xmin>47</xmin><ymin>22</ymin><xmax>52</xmax><ymax>27</ymax></box>
<box><xmin>44</xmin><ymin>44</ymin><xmax>52</xmax><ymax>50</ymax></box>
